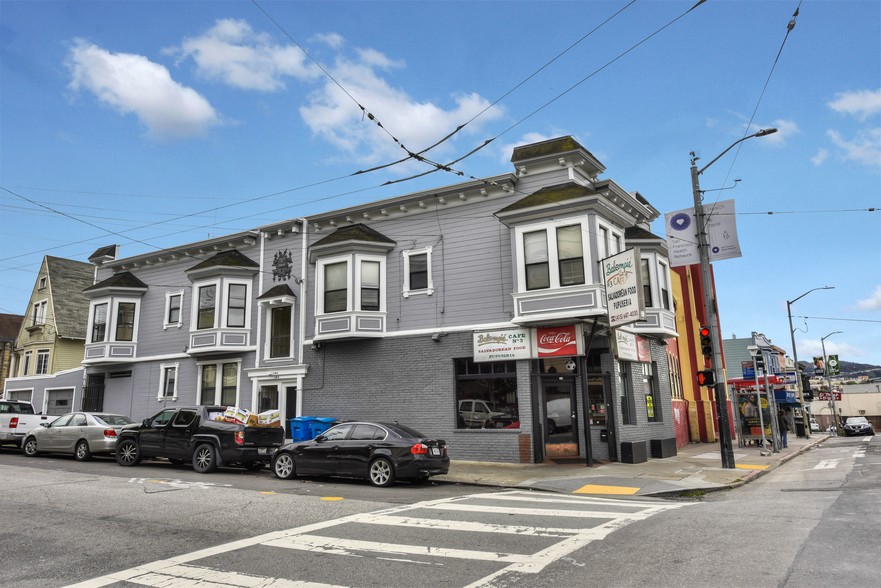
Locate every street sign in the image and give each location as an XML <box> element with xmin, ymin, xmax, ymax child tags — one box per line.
<box><xmin>816</xmin><ymin>391</ymin><xmax>842</xmax><ymax>401</ymax></box>
<box><xmin>741</xmin><ymin>361</ymin><xmax>755</xmax><ymax>379</ymax></box>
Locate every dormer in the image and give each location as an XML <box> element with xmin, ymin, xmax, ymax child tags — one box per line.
<box><xmin>82</xmin><ymin>271</ymin><xmax>148</xmax><ymax>364</ymax></box>
<box><xmin>624</xmin><ymin>226</ymin><xmax>677</xmax><ymax>338</ymax></box>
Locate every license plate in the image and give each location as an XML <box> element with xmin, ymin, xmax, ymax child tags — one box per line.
<box><xmin>430</xmin><ymin>447</ymin><xmax>440</xmax><ymax>456</ymax></box>
<box><xmin>258</xmin><ymin>447</ymin><xmax>269</xmax><ymax>455</ymax></box>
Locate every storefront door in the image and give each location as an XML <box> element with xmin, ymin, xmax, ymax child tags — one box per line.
<box><xmin>543</xmin><ymin>379</ymin><xmax>578</xmax><ymax>458</ymax></box>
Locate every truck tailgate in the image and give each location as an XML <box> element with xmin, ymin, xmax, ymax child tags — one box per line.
<box><xmin>244</xmin><ymin>426</ymin><xmax>284</xmax><ymax>447</ymax></box>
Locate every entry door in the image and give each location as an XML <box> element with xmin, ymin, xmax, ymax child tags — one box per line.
<box><xmin>543</xmin><ymin>380</ymin><xmax>578</xmax><ymax>458</ymax></box>
<box><xmin>284</xmin><ymin>386</ymin><xmax>298</xmax><ymax>438</ymax></box>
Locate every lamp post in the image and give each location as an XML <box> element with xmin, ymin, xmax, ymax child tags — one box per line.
<box><xmin>787</xmin><ymin>286</ymin><xmax>834</xmax><ymax>439</ymax></box>
<box><xmin>821</xmin><ymin>330</ymin><xmax>842</xmax><ymax>435</ymax></box>
<box><xmin>690</xmin><ymin>127</ymin><xmax>777</xmax><ymax>469</ymax></box>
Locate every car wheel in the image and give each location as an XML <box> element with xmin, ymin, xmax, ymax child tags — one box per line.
<box><xmin>368</xmin><ymin>457</ymin><xmax>396</xmax><ymax>487</ymax></box>
<box><xmin>74</xmin><ymin>440</ymin><xmax>92</xmax><ymax>461</ymax></box>
<box><xmin>272</xmin><ymin>452</ymin><xmax>297</xmax><ymax>480</ymax></box>
<box><xmin>116</xmin><ymin>440</ymin><xmax>141</xmax><ymax>466</ymax></box>
<box><xmin>245</xmin><ymin>461</ymin><xmax>265</xmax><ymax>472</ymax></box>
<box><xmin>23</xmin><ymin>437</ymin><xmax>38</xmax><ymax>457</ymax></box>
<box><xmin>192</xmin><ymin>443</ymin><xmax>217</xmax><ymax>473</ymax></box>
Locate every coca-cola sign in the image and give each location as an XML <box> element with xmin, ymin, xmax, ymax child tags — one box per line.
<box><xmin>535</xmin><ymin>325</ymin><xmax>583</xmax><ymax>357</ymax></box>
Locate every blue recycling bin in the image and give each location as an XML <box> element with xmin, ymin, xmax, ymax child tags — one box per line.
<box><xmin>289</xmin><ymin>416</ymin><xmax>316</xmax><ymax>441</ymax></box>
<box><xmin>309</xmin><ymin>417</ymin><xmax>337</xmax><ymax>438</ymax></box>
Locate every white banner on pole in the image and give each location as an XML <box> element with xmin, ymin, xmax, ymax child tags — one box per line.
<box><xmin>665</xmin><ymin>199</ymin><xmax>742</xmax><ymax>268</ymax></box>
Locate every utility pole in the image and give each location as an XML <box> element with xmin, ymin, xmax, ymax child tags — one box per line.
<box><xmin>689</xmin><ymin>128</ymin><xmax>777</xmax><ymax>469</ymax></box>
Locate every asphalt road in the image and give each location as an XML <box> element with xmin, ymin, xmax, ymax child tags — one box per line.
<box><xmin>1</xmin><ymin>435</ymin><xmax>878</xmax><ymax>587</ymax></box>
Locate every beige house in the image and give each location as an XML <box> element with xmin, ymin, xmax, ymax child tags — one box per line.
<box><xmin>809</xmin><ymin>381</ymin><xmax>881</xmax><ymax>431</ymax></box>
<box><xmin>6</xmin><ymin>257</ymin><xmax>93</xmax><ymax>411</ymax></box>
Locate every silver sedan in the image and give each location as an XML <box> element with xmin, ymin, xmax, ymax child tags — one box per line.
<box><xmin>22</xmin><ymin>412</ymin><xmax>135</xmax><ymax>461</ymax></box>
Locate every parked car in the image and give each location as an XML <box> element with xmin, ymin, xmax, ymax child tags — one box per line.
<box><xmin>458</xmin><ymin>399</ymin><xmax>514</xmax><ymax>429</ymax></box>
<box><xmin>0</xmin><ymin>400</ymin><xmax>60</xmax><ymax>448</ymax></box>
<box><xmin>271</xmin><ymin>421</ymin><xmax>449</xmax><ymax>487</ymax></box>
<box><xmin>115</xmin><ymin>406</ymin><xmax>285</xmax><ymax>473</ymax></box>
<box><xmin>842</xmin><ymin>416</ymin><xmax>875</xmax><ymax>436</ymax></box>
<box><xmin>546</xmin><ymin>398</ymin><xmax>573</xmax><ymax>434</ymax></box>
<box><xmin>21</xmin><ymin>412</ymin><xmax>134</xmax><ymax>460</ymax></box>
<box><xmin>809</xmin><ymin>418</ymin><xmax>820</xmax><ymax>433</ymax></box>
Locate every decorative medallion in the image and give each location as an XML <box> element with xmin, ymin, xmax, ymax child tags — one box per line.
<box><xmin>272</xmin><ymin>249</ymin><xmax>293</xmax><ymax>282</ymax></box>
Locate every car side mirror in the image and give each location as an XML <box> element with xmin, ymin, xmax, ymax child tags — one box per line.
<box><xmin>142</xmin><ymin>419</ymin><xmax>150</xmax><ymax>427</ymax></box>
<box><xmin>40</xmin><ymin>422</ymin><xmax>49</xmax><ymax>428</ymax></box>
<box><xmin>314</xmin><ymin>434</ymin><xmax>326</xmax><ymax>443</ymax></box>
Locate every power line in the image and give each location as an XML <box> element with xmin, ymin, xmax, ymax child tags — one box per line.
<box><xmin>794</xmin><ymin>316</ymin><xmax>881</xmax><ymax>324</ymax></box>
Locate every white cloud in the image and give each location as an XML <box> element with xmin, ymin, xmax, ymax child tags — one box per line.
<box><xmin>856</xmin><ymin>285</ymin><xmax>881</xmax><ymax>310</ymax></box>
<box><xmin>811</xmin><ymin>148</ymin><xmax>829</xmax><ymax>166</ymax></box>
<box><xmin>170</xmin><ymin>19</ymin><xmax>320</xmax><ymax>91</ymax></box>
<box><xmin>799</xmin><ymin>339</ymin><xmax>864</xmax><ymax>361</ymax></box>
<box><xmin>827</xmin><ymin>127</ymin><xmax>881</xmax><ymax>169</ymax></box>
<box><xmin>66</xmin><ymin>40</ymin><xmax>219</xmax><ymax>139</ymax></box>
<box><xmin>828</xmin><ymin>88</ymin><xmax>881</xmax><ymax>122</ymax></box>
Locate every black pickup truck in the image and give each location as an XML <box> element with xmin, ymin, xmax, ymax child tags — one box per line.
<box><xmin>115</xmin><ymin>405</ymin><xmax>285</xmax><ymax>473</ymax></box>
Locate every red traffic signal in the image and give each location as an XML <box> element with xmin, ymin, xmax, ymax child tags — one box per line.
<box><xmin>699</xmin><ymin>326</ymin><xmax>713</xmax><ymax>358</ymax></box>
<box><xmin>697</xmin><ymin>369</ymin><xmax>716</xmax><ymax>387</ymax></box>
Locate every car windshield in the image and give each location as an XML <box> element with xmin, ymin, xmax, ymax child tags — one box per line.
<box><xmin>845</xmin><ymin>417</ymin><xmax>869</xmax><ymax>425</ymax></box>
<box><xmin>94</xmin><ymin>414</ymin><xmax>135</xmax><ymax>426</ymax></box>
<box><xmin>382</xmin><ymin>423</ymin><xmax>425</xmax><ymax>439</ymax></box>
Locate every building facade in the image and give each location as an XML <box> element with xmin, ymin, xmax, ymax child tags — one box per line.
<box><xmin>4</xmin><ymin>137</ymin><xmax>682</xmax><ymax>464</ymax></box>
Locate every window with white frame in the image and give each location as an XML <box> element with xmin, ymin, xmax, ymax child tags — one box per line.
<box><xmin>88</xmin><ymin>299</ymin><xmax>140</xmax><ymax>343</ymax></box>
<box><xmin>316</xmin><ymin>255</ymin><xmax>386</xmax><ymax>315</ymax></box>
<box><xmin>198</xmin><ymin>361</ymin><xmax>239</xmax><ymax>406</ymax></box>
<box><xmin>36</xmin><ymin>350</ymin><xmax>49</xmax><ymax>375</ymax></box>
<box><xmin>164</xmin><ymin>291</ymin><xmax>184</xmax><ymax>328</ymax></box>
<box><xmin>402</xmin><ymin>248</ymin><xmax>434</xmax><ymax>297</ymax></box>
<box><xmin>268</xmin><ymin>305</ymin><xmax>292</xmax><ymax>359</ymax></box>
<box><xmin>517</xmin><ymin>219</ymin><xmax>588</xmax><ymax>292</ymax></box>
<box><xmin>22</xmin><ymin>351</ymin><xmax>32</xmax><ymax>376</ymax></box>
<box><xmin>5</xmin><ymin>389</ymin><xmax>32</xmax><ymax>402</ymax></box>
<box><xmin>640</xmin><ymin>259</ymin><xmax>654</xmax><ymax>307</ymax></box>
<box><xmin>658</xmin><ymin>261</ymin><xmax>671</xmax><ymax>310</ymax></box>
<box><xmin>158</xmin><ymin>363</ymin><xmax>178</xmax><ymax>399</ymax></box>
<box><xmin>38</xmin><ymin>276</ymin><xmax>47</xmax><ymax>289</ymax></box>
<box><xmin>32</xmin><ymin>300</ymin><xmax>47</xmax><ymax>326</ymax></box>
<box><xmin>597</xmin><ymin>223</ymin><xmax>623</xmax><ymax>262</ymax></box>
<box><xmin>193</xmin><ymin>280</ymin><xmax>250</xmax><ymax>330</ymax></box>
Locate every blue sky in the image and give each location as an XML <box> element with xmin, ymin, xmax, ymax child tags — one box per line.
<box><xmin>1</xmin><ymin>0</ymin><xmax>879</xmax><ymax>366</ymax></box>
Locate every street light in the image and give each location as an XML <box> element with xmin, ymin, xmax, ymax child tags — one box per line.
<box><xmin>690</xmin><ymin>127</ymin><xmax>777</xmax><ymax>469</ymax></box>
<box><xmin>821</xmin><ymin>330</ymin><xmax>843</xmax><ymax>435</ymax></box>
<box><xmin>787</xmin><ymin>286</ymin><xmax>834</xmax><ymax>439</ymax></box>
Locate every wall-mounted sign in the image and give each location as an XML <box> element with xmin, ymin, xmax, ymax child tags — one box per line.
<box><xmin>665</xmin><ymin>199</ymin><xmax>742</xmax><ymax>268</ymax></box>
<box><xmin>473</xmin><ymin>328</ymin><xmax>531</xmax><ymax>362</ymax></box>
<box><xmin>601</xmin><ymin>248</ymin><xmax>643</xmax><ymax>328</ymax></box>
<box><xmin>614</xmin><ymin>330</ymin><xmax>639</xmax><ymax>361</ymax></box>
<box><xmin>534</xmin><ymin>324</ymin><xmax>584</xmax><ymax>357</ymax></box>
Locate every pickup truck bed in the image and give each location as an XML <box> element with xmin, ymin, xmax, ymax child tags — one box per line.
<box><xmin>115</xmin><ymin>405</ymin><xmax>285</xmax><ymax>473</ymax></box>
<box><xmin>0</xmin><ymin>401</ymin><xmax>59</xmax><ymax>448</ymax></box>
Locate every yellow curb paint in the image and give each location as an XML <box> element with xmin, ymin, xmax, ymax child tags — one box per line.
<box><xmin>736</xmin><ymin>464</ymin><xmax>769</xmax><ymax>470</ymax></box>
<box><xmin>574</xmin><ymin>484</ymin><xmax>639</xmax><ymax>495</ymax></box>
<box><xmin>259</xmin><ymin>491</ymin><xmax>276</xmax><ymax>495</ymax></box>
<box><xmin>320</xmin><ymin>496</ymin><xmax>345</xmax><ymax>501</ymax></box>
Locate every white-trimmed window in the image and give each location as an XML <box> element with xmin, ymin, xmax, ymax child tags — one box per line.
<box><xmin>192</xmin><ymin>279</ymin><xmax>251</xmax><ymax>330</ymax></box>
<box><xmin>32</xmin><ymin>300</ymin><xmax>47</xmax><ymax>326</ymax></box>
<box><xmin>22</xmin><ymin>351</ymin><xmax>32</xmax><ymax>376</ymax></box>
<box><xmin>164</xmin><ymin>291</ymin><xmax>184</xmax><ymax>329</ymax></box>
<box><xmin>402</xmin><ymin>247</ymin><xmax>434</xmax><ymax>298</ymax></box>
<box><xmin>268</xmin><ymin>305</ymin><xmax>292</xmax><ymax>359</ymax></box>
<box><xmin>640</xmin><ymin>259</ymin><xmax>653</xmax><ymax>307</ymax></box>
<box><xmin>88</xmin><ymin>298</ymin><xmax>140</xmax><ymax>343</ymax></box>
<box><xmin>316</xmin><ymin>254</ymin><xmax>387</xmax><ymax>315</ymax></box>
<box><xmin>658</xmin><ymin>261</ymin><xmax>671</xmax><ymax>311</ymax></box>
<box><xmin>158</xmin><ymin>363</ymin><xmax>178</xmax><ymax>399</ymax></box>
<box><xmin>597</xmin><ymin>222</ymin><xmax>624</xmax><ymax>262</ymax></box>
<box><xmin>38</xmin><ymin>276</ymin><xmax>47</xmax><ymax>290</ymax></box>
<box><xmin>516</xmin><ymin>219</ymin><xmax>589</xmax><ymax>292</ymax></box>
<box><xmin>5</xmin><ymin>389</ymin><xmax>32</xmax><ymax>403</ymax></box>
<box><xmin>35</xmin><ymin>350</ymin><xmax>49</xmax><ymax>375</ymax></box>
<box><xmin>198</xmin><ymin>361</ymin><xmax>240</xmax><ymax>406</ymax></box>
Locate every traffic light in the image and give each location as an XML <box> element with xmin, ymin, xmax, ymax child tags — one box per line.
<box><xmin>699</xmin><ymin>326</ymin><xmax>713</xmax><ymax>358</ymax></box>
<box><xmin>754</xmin><ymin>353</ymin><xmax>765</xmax><ymax>371</ymax></box>
<box><xmin>697</xmin><ymin>369</ymin><xmax>716</xmax><ymax>387</ymax></box>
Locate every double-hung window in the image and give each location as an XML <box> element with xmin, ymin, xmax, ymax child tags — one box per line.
<box><xmin>359</xmin><ymin>260</ymin><xmax>380</xmax><ymax>311</ymax></box>
<box><xmin>36</xmin><ymin>350</ymin><xmax>49</xmax><ymax>375</ymax></box>
<box><xmin>269</xmin><ymin>306</ymin><xmax>292</xmax><ymax>358</ymax></box>
<box><xmin>402</xmin><ymin>248</ymin><xmax>434</xmax><ymax>297</ymax></box>
<box><xmin>22</xmin><ymin>352</ymin><xmax>32</xmax><ymax>376</ymax></box>
<box><xmin>640</xmin><ymin>259</ymin><xmax>653</xmax><ymax>307</ymax></box>
<box><xmin>198</xmin><ymin>361</ymin><xmax>239</xmax><ymax>405</ymax></box>
<box><xmin>323</xmin><ymin>261</ymin><xmax>348</xmax><ymax>313</ymax></box>
<box><xmin>518</xmin><ymin>220</ymin><xmax>587</xmax><ymax>291</ymax></box>
<box><xmin>91</xmin><ymin>303</ymin><xmax>108</xmax><ymax>342</ymax></box>
<box><xmin>317</xmin><ymin>255</ymin><xmax>387</xmax><ymax>315</ymax></box>
<box><xmin>197</xmin><ymin>285</ymin><xmax>216</xmax><ymax>329</ymax></box>
<box><xmin>32</xmin><ymin>301</ymin><xmax>47</xmax><ymax>326</ymax></box>
<box><xmin>116</xmin><ymin>303</ymin><xmax>136</xmax><ymax>341</ymax></box>
<box><xmin>159</xmin><ymin>364</ymin><xmax>178</xmax><ymax>399</ymax></box>
<box><xmin>658</xmin><ymin>261</ymin><xmax>671</xmax><ymax>311</ymax></box>
<box><xmin>164</xmin><ymin>292</ymin><xmax>183</xmax><ymax>328</ymax></box>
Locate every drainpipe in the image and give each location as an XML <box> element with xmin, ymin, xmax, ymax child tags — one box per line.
<box><xmin>298</xmin><ymin>218</ymin><xmax>309</xmax><ymax>417</ymax></box>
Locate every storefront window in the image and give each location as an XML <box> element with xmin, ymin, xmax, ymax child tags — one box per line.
<box><xmin>454</xmin><ymin>358</ymin><xmax>518</xmax><ymax>429</ymax></box>
<box><xmin>618</xmin><ymin>362</ymin><xmax>636</xmax><ymax>425</ymax></box>
<box><xmin>587</xmin><ymin>376</ymin><xmax>606</xmax><ymax>426</ymax></box>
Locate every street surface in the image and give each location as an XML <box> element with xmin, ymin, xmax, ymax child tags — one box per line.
<box><xmin>1</xmin><ymin>435</ymin><xmax>877</xmax><ymax>587</ymax></box>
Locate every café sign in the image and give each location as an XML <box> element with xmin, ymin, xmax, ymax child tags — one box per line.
<box><xmin>601</xmin><ymin>248</ymin><xmax>644</xmax><ymax>328</ymax></box>
<box><xmin>473</xmin><ymin>328</ymin><xmax>531</xmax><ymax>362</ymax></box>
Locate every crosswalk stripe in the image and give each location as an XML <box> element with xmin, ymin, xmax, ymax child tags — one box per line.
<box><xmin>122</xmin><ymin>564</ymin><xmax>344</xmax><ymax>588</ymax></box>
<box><xmin>425</xmin><ymin>502</ymin><xmax>653</xmax><ymax>519</ymax></box>
<box><xmin>356</xmin><ymin>513</ymin><xmax>595</xmax><ymax>537</ymax></box>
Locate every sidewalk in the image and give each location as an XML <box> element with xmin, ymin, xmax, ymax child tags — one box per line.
<box><xmin>433</xmin><ymin>434</ymin><xmax>828</xmax><ymax>496</ymax></box>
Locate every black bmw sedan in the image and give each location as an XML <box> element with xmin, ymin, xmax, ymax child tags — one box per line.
<box><xmin>271</xmin><ymin>421</ymin><xmax>449</xmax><ymax>487</ymax></box>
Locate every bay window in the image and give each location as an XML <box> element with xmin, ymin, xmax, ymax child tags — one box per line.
<box><xmin>91</xmin><ymin>303</ymin><xmax>108</xmax><ymax>342</ymax></box>
<box><xmin>197</xmin><ymin>285</ymin><xmax>216</xmax><ymax>329</ymax></box>
<box><xmin>116</xmin><ymin>302</ymin><xmax>136</xmax><ymax>341</ymax></box>
<box><xmin>360</xmin><ymin>260</ymin><xmax>380</xmax><ymax>311</ymax></box>
<box><xmin>323</xmin><ymin>261</ymin><xmax>348</xmax><ymax>313</ymax></box>
<box><xmin>227</xmin><ymin>284</ymin><xmax>247</xmax><ymax>328</ymax></box>
<box><xmin>640</xmin><ymin>259</ymin><xmax>653</xmax><ymax>307</ymax></box>
<box><xmin>518</xmin><ymin>220</ymin><xmax>588</xmax><ymax>291</ymax></box>
<box><xmin>317</xmin><ymin>254</ymin><xmax>387</xmax><ymax>315</ymax></box>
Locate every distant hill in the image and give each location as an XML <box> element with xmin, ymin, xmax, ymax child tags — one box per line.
<box><xmin>798</xmin><ymin>360</ymin><xmax>881</xmax><ymax>380</ymax></box>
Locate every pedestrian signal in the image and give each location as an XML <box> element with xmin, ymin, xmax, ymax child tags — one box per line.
<box><xmin>697</xmin><ymin>369</ymin><xmax>716</xmax><ymax>387</ymax></box>
<box><xmin>699</xmin><ymin>326</ymin><xmax>713</xmax><ymax>358</ymax></box>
